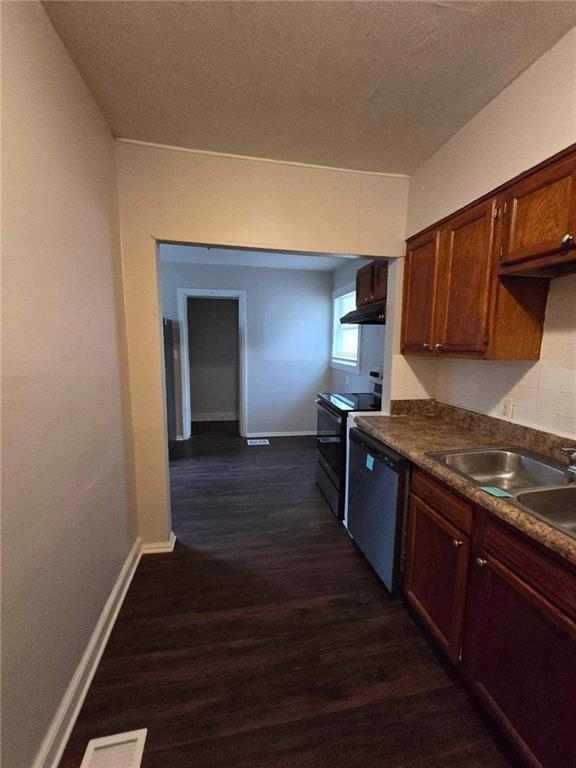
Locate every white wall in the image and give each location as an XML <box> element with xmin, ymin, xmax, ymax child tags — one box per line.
<box><xmin>330</xmin><ymin>260</ymin><xmax>386</xmax><ymax>392</ymax></box>
<box><xmin>396</xmin><ymin>27</ymin><xmax>576</xmax><ymax>437</ymax></box>
<box><xmin>187</xmin><ymin>298</ymin><xmax>239</xmax><ymax>421</ymax></box>
<box><xmin>160</xmin><ymin>258</ymin><xmax>333</xmax><ymax>434</ymax></box>
<box><xmin>2</xmin><ymin>4</ymin><xmax>134</xmax><ymax>767</ymax></box>
<box><xmin>116</xmin><ymin>139</ymin><xmax>409</xmax><ymax>541</ymax></box>
<box><xmin>407</xmin><ymin>27</ymin><xmax>576</xmax><ymax>235</ymax></box>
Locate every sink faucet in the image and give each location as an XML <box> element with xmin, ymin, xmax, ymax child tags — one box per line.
<box><xmin>561</xmin><ymin>447</ymin><xmax>576</xmax><ymax>475</ymax></box>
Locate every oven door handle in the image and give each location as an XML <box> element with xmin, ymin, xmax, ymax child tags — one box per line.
<box><xmin>315</xmin><ymin>398</ymin><xmax>343</xmax><ymax>425</ymax></box>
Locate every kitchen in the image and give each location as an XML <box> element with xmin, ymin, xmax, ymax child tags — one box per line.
<box><xmin>4</xmin><ymin>4</ymin><xmax>576</xmax><ymax>768</ymax></box>
<box><xmin>326</xmin><ymin>143</ymin><xmax>576</xmax><ymax>768</ymax></box>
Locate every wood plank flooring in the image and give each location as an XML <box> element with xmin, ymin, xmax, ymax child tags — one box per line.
<box><xmin>59</xmin><ymin>434</ymin><xmax>514</xmax><ymax>767</ymax></box>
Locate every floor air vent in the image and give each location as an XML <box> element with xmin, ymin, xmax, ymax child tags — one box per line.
<box><xmin>80</xmin><ymin>729</ymin><xmax>147</xmax><ymax>768</ymax></box>
<box><xmin>247</xmin><ymin>439</ymin><xmax>270</xmax><ymax>446</ymax></box>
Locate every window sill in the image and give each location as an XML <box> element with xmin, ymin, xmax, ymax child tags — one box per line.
<box><xmin>330</xmin><ymin>359</ymin><xmax>360</xmax><ymax>375</ymax></box>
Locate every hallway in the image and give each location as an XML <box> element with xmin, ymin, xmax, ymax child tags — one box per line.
<box><xmin>60</xmin><ymin>436</ymin><xmax>513</xmax><ymax>767</ymax></box>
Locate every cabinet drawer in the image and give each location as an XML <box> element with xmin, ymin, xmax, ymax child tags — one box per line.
<box><xmin>411</xmin><ymin>468</ymin><xmax>473</xmax><ymax>534</ymax></box>
<box><xmin>484</xmin><ymin>517</ymin><xmax>576</xmax><ymax>621</ymax></box>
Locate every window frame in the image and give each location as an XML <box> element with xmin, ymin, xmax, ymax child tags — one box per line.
<box><xmin>330</xmin><ymin>283</ymin><xmax>362</xmax><ymax>374</ymax></box>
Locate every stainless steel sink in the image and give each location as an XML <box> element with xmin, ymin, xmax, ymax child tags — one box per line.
<box><xmin>427</xmin><ymin>447</ymin><xmax>576</xmax><ymax>539</ymax></box>
<box><xmin>516</xmin><ymin>486</ymin><xmax>576</xmax><ymax>534</ymax></box>
<box><xmin>434</xmin><ymin>448</ymin><xmax>569</xmax><ymax>490</ymax></box>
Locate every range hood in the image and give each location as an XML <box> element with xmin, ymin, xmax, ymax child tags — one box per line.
<box><xmin>340</xmin><ymin>300</ymin><xmax>386</xmax><ymax>325</ymax></box>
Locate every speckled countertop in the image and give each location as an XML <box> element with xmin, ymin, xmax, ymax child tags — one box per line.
<box><xmin>355</xmin><ymin>410</ymin><xmax>576</xmax><ymax>565</ymax></box>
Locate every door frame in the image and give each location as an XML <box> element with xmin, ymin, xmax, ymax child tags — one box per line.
<box><xmin>177</xmin><ymin>287</ymin><xmax>247</xmax><ymax>439</ymax></box>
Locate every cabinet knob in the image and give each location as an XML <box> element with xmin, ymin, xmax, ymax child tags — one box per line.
<box><xmin>452</xmin><ymin>539</ymin><xmax>463</xmax><ymax>548</ymax></box>
<box><xmin>435</xmin><ymin>343</ymin><xmax>444</xmax><ymax>350</ymax></box>
<box><xmin>476</xmin><ymin>557</ymin><xmax>488</xmax><ymax>568</ymax></box>
<box><xmin>561</xmin><ymin>233</ymin><xmax>574</xmax><ymax>246</ymax></box>
<box><xmin>422</xmin><ymin>342</ymin><xmax>430</xmax><ymax>350</ymax></box>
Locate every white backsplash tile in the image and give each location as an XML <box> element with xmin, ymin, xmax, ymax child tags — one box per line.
<box><xmin>538</xmin><ymin>366</ymin><xmax>563</xmax><ymax>391</ymax></box>
<box><xmin>558</xmin><ymin>391</ymin><xmax>576</xmax><ymax>419</ymax></box>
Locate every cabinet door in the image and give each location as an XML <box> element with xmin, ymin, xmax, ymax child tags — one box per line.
<box><xmin>465</xmin><ymin>555</ymin><xmax>576</xmax><ymax>768</ymax></box>
<box><xmin>401</xmin><ymin>230</ymin><xmax>441</xmax><ymax>355</ymax></box>
<box><xmin>435</xmin><ymin>198</ymin><xmax>497</xmax><ymax>355</ymax></box>
<box><xmin>404</xmin><ymin>494</ymin><xmax>470</xmax><ymax>663</ymax></box>
<box><xmin>372</xmin><ymin>260</ymin><xmax>388</xmax><ymax>302</ymax></box>
<box><xmin>501</xmin><ymin>154</ymin><xmax>576</xmax><ymax>266</ymax></box>
<box><xmin>356</xmin><ymin>263</ymin><xmax>374</xmax><ymax>306</ymax></box>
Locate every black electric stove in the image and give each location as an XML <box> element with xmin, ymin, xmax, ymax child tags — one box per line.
<box><xmin>317</xmin><ymin>391</ymin><xmax>382</xmax><ymax>414</ymax></box>
<box><xmin>315</xmin><ymin>390</ymin><xmax>382</xmax><ymax>521</ymax></box>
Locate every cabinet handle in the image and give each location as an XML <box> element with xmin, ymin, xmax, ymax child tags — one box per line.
<box><xmin>476</xmin><ymin>557</ymin><xmax>488</xmax><ymax>568</ymax></box>
<box><xmin>422</xmin><ymin>343</ymin><xmax>430</xmax><ymax>350</ymax></box>
<box><xmin>435</xmin><ymin>343</ymin><xmax>444</xmax><ymax>350</ymax></box>
<box><xmin>561</xmin><ymin>233</ymin><xmax>574</xmax><ymax>246</ymax></box>
<box><xmin>452</xmin><ymin>539</ymin><xmax>463</xmax><ymax>548</ymax></box>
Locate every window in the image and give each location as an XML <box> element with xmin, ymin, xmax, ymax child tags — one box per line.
<box><xmin>331</xmin><ymin>286</ymin><xmax>361</xmax><ymax>373</ymax></box>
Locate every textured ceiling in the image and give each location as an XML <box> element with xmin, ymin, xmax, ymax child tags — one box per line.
<box><xmin>44</xmin><ymin>1</ymin><xmax>576</xmax><ymax>173</ymax></box>
<box><xmin>159</xmin><ymin>244</ymin><xmax>363</xmax><ymax>271</ymax></box>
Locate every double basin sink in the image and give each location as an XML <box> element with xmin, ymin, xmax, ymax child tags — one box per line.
<box><xmin>427</xmin><ymin>448</ymin><xmax>576</xmax><ymax>538</ymax></box>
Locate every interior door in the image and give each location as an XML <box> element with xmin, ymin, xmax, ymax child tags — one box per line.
<box><xmin>501</xmin><ymin>154</ymin><xmax>576</xmax><ymax>265</ymax></box>
<box><xmin>435</xmin><ymin>198</ymin><xmax>497</xmax><ymax>355</ymax></box>
<box><xmin>401</xmin><ymin>229</ymin><xmax>441</xmax><ymax>355</ymax></box>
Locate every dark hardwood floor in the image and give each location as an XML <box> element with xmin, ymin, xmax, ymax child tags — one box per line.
<box><xmin>189</xmin><ymin>420</ymin><xmax>240</xmax><ymax>436</ymax></box>
<box><xmin>60</xmin><ymin>435</ymin><xmax>513</xmax><ymax>767</ymax></box>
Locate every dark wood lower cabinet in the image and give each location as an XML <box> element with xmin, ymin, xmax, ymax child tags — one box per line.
<box><xmin>406</xmin><ymin>471</ymin><xmax>576</xmax><ymax>768</ymax></box>
<box><xmin>405</xmin><ymin>494</ymin><xmax>470</xmax><ymax>664</ymax></box>
<box><xmin>464</xmin><ymin>553</ymin><xmax>576</xmax><ymax>768</ymax></box>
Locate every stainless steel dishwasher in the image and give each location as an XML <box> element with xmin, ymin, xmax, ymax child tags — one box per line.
<box><xmin>348</xmin><ymin>427</ymin><xmax>408</xmax><ymax>595</ymax></box>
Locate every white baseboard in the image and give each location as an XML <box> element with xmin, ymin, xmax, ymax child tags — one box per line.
<box><xmin>191</xmin><ymin>412</ymin><xmax>238</xmax><ymax>422</ymax></box>
<box><xmin>140</xmin><ymin>531</ymin><xmax>176</xmax><ymax>554</ymax></box>
<box><xmin>245</xmin><ymin>431</ymin><xmax>316</xmax><ymax>437</ymax></box>
<box><xmin>32</xmin><ymin>537</ymin><xmax>142</xmax><ymax>768</ymax></box>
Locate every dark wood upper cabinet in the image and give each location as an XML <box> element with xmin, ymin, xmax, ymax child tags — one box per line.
<box><xmin>355</xmin><ymin>260</ymin><xmax>388</xmax><ymax>306</ymax></box>
<box><xmin>355</xmin><ymin>263</ymin><xmax>374</xmax><ymax>306</ymax></box>
<box><xmin>465</xmin><ymin>552</ymin><xmax>576</xmax><ymax>768</ymax></box>
<box><xmin>404</xmin><ymin>493</ymin><xmax>470</xmax><ymax>664</ymax></box>
<box><xmin>402</xmin><ymin>203</ymin><xmax>548</xmax><ymax>361</ymax></box>
<box><xmin>501</xmin><ymin>153</ymin><xmax>576</xmax><ymax>274</ymax></box>
<box><xmin>401</xmin><ymin>230</ymin><xmax>441</xmax><ymax>355</ymax></box>
<box><xmin>399</xmin><ymin>149</ymin><xmax>576</xmax><ymax>360</ymax></box>
<box><xmin>435</xmin><ymin>199</ymin><xmax>496</xmax><ymax>355</ymax></box>
<box><xmin>371</xmin><ymin>260</ymin><xmax>388</xmax><ymax>302</ymax></box>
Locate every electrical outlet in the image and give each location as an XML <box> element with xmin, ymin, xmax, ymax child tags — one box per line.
<box><xmin>501</xmin><ymin>397</ymin><xmax>514</xmax><ymax>419</ymax></box>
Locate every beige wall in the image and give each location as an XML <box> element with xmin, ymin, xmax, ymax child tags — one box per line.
<box><xmin>116</xmin><ymin>140</ymin><xmax>409</xmax><ymax>542</ymax></box>
<box><xmin>1</xmin><ymin>4</ymin><xmax>135</xmax><ymax>767</ymax></box>
<box><xmin>394</xmin><ymin>27</ymin><xmax>576</xmax><ymax>438</ymax></box>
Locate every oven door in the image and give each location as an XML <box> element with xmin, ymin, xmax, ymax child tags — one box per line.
<box><xmin>316</xmin><ymin>399</ymin><xmax>344</xmax><ymax>479</ymax></box>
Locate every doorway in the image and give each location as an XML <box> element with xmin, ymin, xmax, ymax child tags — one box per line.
<box><xmin>177</xmin><ymin>288</ymin><xmax>247</xmax><ymax>439</ymax></box>
<box><xmin>188</xmin><ymin>297</ymin><xmax>239</xmax><ymax>435</ymax></box>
